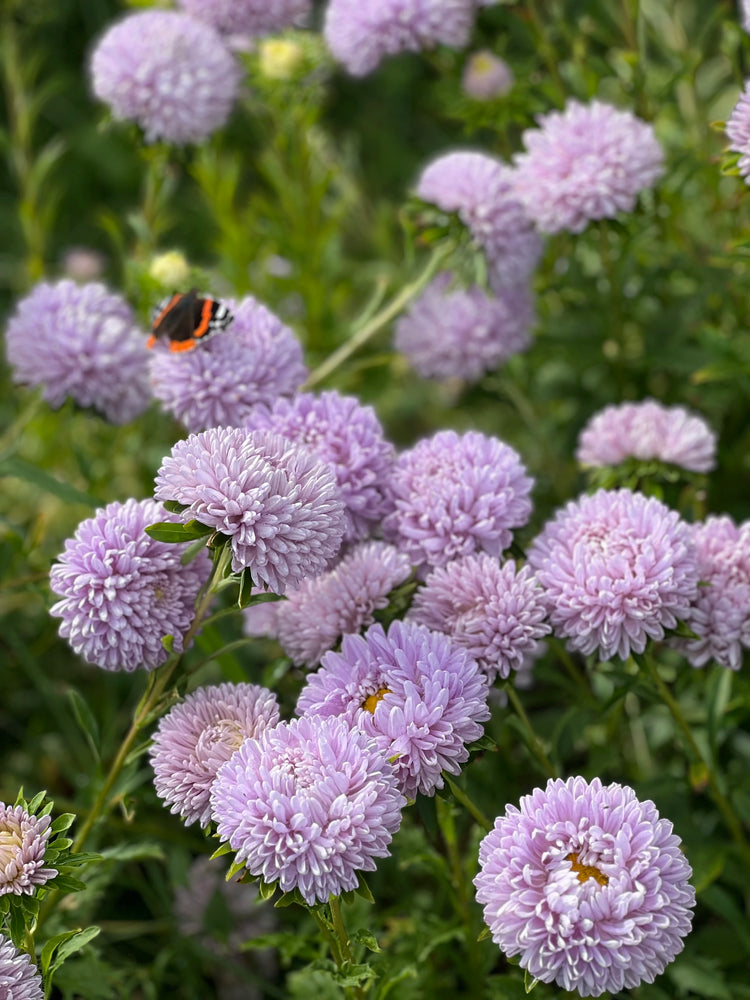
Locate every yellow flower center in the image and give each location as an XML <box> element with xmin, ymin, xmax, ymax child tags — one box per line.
<box><xmin>0</xmin><ymin>822</ymin><xmax>23</xmax><ymax>868</ymax></box>
<box><xmin>566</xmin><ymin>852</ymin><xmax>609</xmax><ymax>886</ymax></box>
<box><xmin>362</xmin><ymin>687</ymin><xmax>390</xmax><ymax>714</ymax></box>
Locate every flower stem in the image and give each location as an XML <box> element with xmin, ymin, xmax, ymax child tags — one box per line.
<box><xmin>303</xmin><ymin>242</ymin><xmax>454</xmax><ymax>390</ymax></box>
<box><xmin>444</xmin><ymin>776</ymin><xmax>492</xmax><ymax>831</ymax></box>
<box><xmin>506</xmin><ymin>686</ymin><xmax>558</xmax><ymax>779</ymax></box>
<box><xmin>328</xmin><ymin>897</ymin><xmax>368</xmax><ymax>1000</ymax></box>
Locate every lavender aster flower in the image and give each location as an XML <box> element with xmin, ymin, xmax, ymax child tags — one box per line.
<box><xmin>324</xmin><ymin>0</ymin><xmax>478</xmax><ymax>77</ymax></box>
<box><xmin>726</xmin><ymin>82</ymin><xmax>750</xmax><ymax>182</ymax></box>
<box><xmin>178</xmin><ymin>0</ymin><xmax>311</xmax><ymax>35</ymax></box>
<box><xmin>270</xmin><ymin>542</ymin><xmax>413</xmax><ymax>667</ymax></box>
<box><xmin>154</xmin><ymin>427</ymin><xmax>346</xmax><ymax>589</ymax></box>
<box><xmin>149</xmin><ymin>296</ymin><xmax>307</xmax><ymax>433</ymax></box>
<box><xmin>394</xmin><ymin>273</ymin><xmax>534</xmax><ymax>382</ymax></box>
<box><xmin>527</xmin><ymin>489</ymin><xmax>698</xmax><ymax>662</ymax></box>
<box><xmin>416</xmin><ymin>152</ymin><xmax>542</xmax><ymax>290</ymax></box>
<box><xmin>5</xmin><ymin>280</ymin><xmax>150</xmax><ymax>424</ymax></box>
<box><xmin>0</xmin><ymin>804</ymin><xmax>57</xmax><ymax>896</ymax></box>
<box><xmin>577</xmin><ymin>400</ymin><xmax>716</xmax><ymax>473</ymax></box>
<box><xmin>150</xmin><ymin>683</ymin><xmax>279</xmax><ymax>828</ymax></box>
<box><xmin>244</xmin><ymin>391</ymin><xmax>396</xmax><ymax>542</ymax></box>
<box><xmin>742</xmin><ymin>0</ymin><xmax>750</xmax><ymax>32</ymax></box>
<box><xmin>513</xmin><ymin>100</ymin><xmax>664</xmax><ymax>234</ymax></box>
<box><xmin>210</xmin><ymin>715</ymin><xmax>405</xmax><ymax>905</ymax></box>
<box><xmin>383</xmin><ymin>430</ymin><xmax>533</xmax><ymax>573</ymax></box>
<box><xmin>408</xmin><ymin>555</ymin><xmax>549</xmax><ymax>682</ymax></box>
<box><xmin>474</xmin><ymin>776</ymin><xmax>694</xmax><ymax>997</ymax></box>
<box><xmin>50</xmin><ymin>499</ymin><xmax>209</xmax><ymax>673</ymax></box>
<box><xmin>0</xmin><ymin>935</ymin><xmax>43</xmax><ymax>1000</ymax></box>
<box><xmin>297</xmin><ymin>621</ymin><xmax>490</xmax><ymax>798</ymax></box>
<box><xmin>676</xmin><ymin>516</ymin><xmax>750</xmax><ymax>670</ymax></box>
<box><xmin>90</xmin><ymin>11</ymin><xmax>240</xmax><ymax>145</ymax></box>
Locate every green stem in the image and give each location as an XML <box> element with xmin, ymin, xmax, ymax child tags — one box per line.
<box><xmin>506</xmin><ymin>686</ymin><xmax>558</xmax><ymax>779</ymax></box>
<box><xmin>444</xmin><ymin>776</ymin><xmax>492</xmax><ymax>831</ymax></box>
<box><xmin>303</xmin><ymin>242</ymin><xmax>454</xmax><ymax>390</ymax></box>
<box><xmin>547</xmin><ymin>638</ymin><xmax>595</xmax><ymax>705</ymax></box>
<box><xmin>328</xmin><ymin>898</ymin><xmax>368</xmax><ymax>1000</ymax></box>
<box><xmin>311</xmin><ymin>906</ymin><xmax>343</xmax><ymax>967</ymax></box>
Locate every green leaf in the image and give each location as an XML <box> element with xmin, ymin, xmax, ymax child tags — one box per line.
<box><xmin>41</xmin><ymin>926</ymin><xmax>101</xmax><ymax>978</ymax></box>
<box><xmin>257</xmin><ymin>879</ymin><xmax>277</xmax><ymax>902</ymax></box>
<box><xmin>67</xmin><ymin>689</ymin><xmax>100</xmax><ymax>761</ymax></box>
<box><xmin>162</xmin><ymin>500</ymin><xmax>188</xmax><ymax>514</ymax></box>
<box><xmin>98</xmin><ymin>842</ymin><xmax>165</xmax><ymax>863</ymax></box>
<box><xmin>523</xmin><ymin>968</ymin><xmax>540</xmax><ymax>993</ymax></box>
<box><xmin>49</xmin><ymin>814</ymin><xmax>75</xmax><ymax>835</ymax></box>
<box><xmin>353</xmin><ymin>875</ymin><xmax>375</xmax><ymax>904</ymax></box>
<box><xmin>351</xmin><ymin>929</ymin><xmax>381</xmax><ymax>954</ymax></box>
<box><xmin>180</xmin><ymin>535</ymin><xmax>210</xmax><ymax>565</ymax></box>
<box><xmin>145</xmin><ymin>520</ymin><xmax>212</xmax><ymax>543</ymax></box>
<box><xmin>0</xmin><ymin>457</ymin><xmax>100</xmax><ymax>508</ymax></box>
<box><xmin>26</xmin><ymin>790</ymin><xmax>47</xmax><ymax>814</ymax></box>
<box><xmin>237</xmin><ymin>567</ymin><xmax>255</xmax><ymax>608</ymax></box>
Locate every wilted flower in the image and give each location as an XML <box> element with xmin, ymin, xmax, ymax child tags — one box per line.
<box><xmin>154</xmin><ymin>427</ymin><xmax>346</xmax><ymax>589</ymax></box>
<box><xmin>383</xmin><ymin>429</ymin><xmax>533</xmax><ymax>573</ymax></box>
<box><xmin>90</xmin><ymin>11</ymin><xmax>240</xmax><ymax>144</ymax></box>
<box><xmin>394</xmin><ymin>273</ymin><xmax>534</xmax><ymax>382</ymax></box>
<box><xmin>244</xmin><ymin>391</ymin><xmax>395</xmax><ymax>542</ymax></box>
<box><xmin>408</xmin><ymin>555</ymin><xmax>549</xmax><ymax>681</ymax></box>
<box><xmin>178</xmin><ymin>0</ymin><xmax>311</xmax><ymax>35</ymax></box>
<box><xmin>149</xmin><ymin>295</ymin><xmax>307</xmax><ymax>433</ymax></box>
<box><xmin>150</xmin><ymin>683</ymin><xmax>280</xmax><ymax>828</ymax></box>
<box><xmin>462</xmin><ymin>50</ymin><xmax>514</xmax><ymax>100</ymax></box>
<box><xmin>527</xmin><ymin>489</ymin><xmax>698</xmax><ymax>662</ymax></box>
<box><xmin>0</xmin><ymin>935</ymin><xmax>43</xmax><ymax>1000</ymax></box>
<box><xmin>726</xmin><ymin>82</ymin><xmax>750</xmax><ymax>182</ymax></box>
<box><xmin>270</xmin><ymin>541</ymin><xmax>413</xmax><ymax>667</ymax></box>
<box><xmin>297</xmin><ymin>621</ymin><xmax>490</xmax><ymax>798</ymax></box>
<box><xmin>416</xmin><ymin>151</ymin><xmax>542</xmax><ymax>290</ymax></box>
<box><xmin>50</xmin><ymin>499</ymin><xmax>209</xmax><ymax>672</ymax></box>
<box><xmin>0</xmin><ymin>803</ymin><xmax>57</xmax><ymax>896</ymax></box>
<box><xmin>5</xmin><ymin>280</ymin><xmax>150</xmax><ymax>424</ymax></box>
<box><xmin>676</xmin><ymin>516</ymin><xmax>750</xmax><ymax>670</ymax></box>
<box><xmin>576</xmin><ymin>399</ymin><xmax>716</xmax><ymax>473</ymax></box>
<box><xmin>324</xmin><ymin>0</ymin><xmax>478</xmax><ymax>77</ymax></box>
<box><xmin>210</xmin><ymin>715</ymin><xmax>405</xmax><ymax>905</ymax></box>
<box><xmin>513</xmin><ymin>99</ymin><xmax>664</xmax><ymax>234</ymax></box>
<box><xmin>474</xmin><ymin>776</ymin><xmax>695</xmax><ymax>997</ymax></box>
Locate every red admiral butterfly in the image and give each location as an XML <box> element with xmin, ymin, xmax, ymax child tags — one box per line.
<box><xmin>147</xmin><ymin>289</ymin><xmax>234</xmax><ymax>352</ymax></box>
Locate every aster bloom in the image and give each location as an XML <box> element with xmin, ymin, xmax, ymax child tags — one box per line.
<box><xmin>576</xmin><ymin>399</ymin><xmax>716</xmax><ymax>474</ymax></box>
<box><xmin>0</xmin><ymin>803</ymin><xmax>57</xmax><ymax>896</ymax></box>
<box><xmin>382</xmin><ymin>429</ymin><xmax>533</xmax><ymax>573</ymax></box>
<box><xmin>0</xmin><ymin>935</ymin><xmax>43</xmax><ymax>1000</ymax></box>
<box><xmin>324</xmin><ymin>0</ymin><xmax>478</xmax><ymax>78</ymax></box>
<box><xmin>394</xmin><ymin>273</ymin><xmax>534</xmax><ymax>382</ymax></box>
<box><xmin>5</xmin><ymin>280</ymin><xmax>150</xmax><ymax>424</ymax></box>
<box><xmin>675</xmin><ymin>516</ymin><xmax>750</xmax><ymax>670</ymax></box>
<box><xmin>178</xmin><ymin>0</ymin><xmax>311</xmax><ymax>35</ymax></box>
<box><xmin>149</xmin><ymin>296</ymin><xmax>307</xmax><ymax>433</ymax></box>
<box><xmin>416</xmin><ymin>152</ymin><xmax>542</xmax><ymax>290</ymax></box>
<box><xmin>297</xmin><ymin>621</ymin><xmax>490</xmax><ymax>798</ymax></box>
<box><xmin>527</xmin><ymin>489</ymin><xmax>698</xmax><ymax>662</ymax></box>
<box><xmin>743</xmin><ymin>0</ymin><xmax>750</xmax><ymax>32</ymax></box>
<box><xmin>244</xmin><ymin>391</ymin><xmax>396</xmax><ymax>542</ymax></box>
<box><xmin>408</xmin><ymin>555</ymin><xmax>549</xmax><ymax>682</ymax></box>
<box><xmin>474</xmin><ymin>776</ymin><xmax>695</xmax><ymax>997</ymax></box>
<box><xmin>154</xmin><ymin>427</ymin><xmax>346</xmax><ymax>589</ymax></box>
<box><xmin>90</xmin><ymin>11</ymin><xmax>240</xmax><ymax>145</ymax></box>
<box><xmin>150</xmin><ymin>683</ymin><xmax>280</xmax><ymax>828</ymax></box>
<box><xmin>513</xmin><ymin>100</ymin><xmax>664</xmax><ymax>234</ymax></box>
<box><xmin>462</xmin><ymin>50</ymin><xmax>514</xmax><ymax>100</ymax></box>
<box><xmin>726</xmin><ymin>82</ymin><xmax>750</xmax><ymax>182</ymax></box>
<box><xmin>271</xmin><ymin>542</ymin><xmax>413</xmax><ymax>667</ymax></box>
<box><xmin>210</xmin><ymin>715</ymin><xmax>405</xmax><ymax>905</ymax></box>
<box><xmin>50</xmin><ymin>499</ymin><xmax>209</xmax><ymax>673</ymax></box>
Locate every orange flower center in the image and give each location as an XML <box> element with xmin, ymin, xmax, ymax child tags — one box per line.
<box><xmin>566</xmin><ymin>852</ymin><xmax>609</xmax><ymax>886</ymax></box>
<box><xmin>362</xmin><ymin>687</ymin><xmax>390</xmax><ymax>713</ymax></box>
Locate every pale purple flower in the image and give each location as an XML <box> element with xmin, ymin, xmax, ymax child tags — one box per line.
<box><xmin>527</xmin><ymin>489</ymin><xmax>698</xmax><ymax>662</ymax></box>
<box><xmin>90</xmin><ymin>11</ymin><xmax>240</xmax><ymax>144</ymax></box>
<box><xmin>149</xmin><ymin>295</ymin><xmax>307</xmax><ymax>433</ymax></box>
<box><xmin>383</xmin><ymin>429</ymin><xmax>533</xmax><ymax>573</ymax></box>
<box><xmin>513</xmin><ymin>100</ymin><xmax>664</xmax><ymax>234</ymax></box>
<box><xmin>0</xmin><ymin>935</ymin><xmax>43</xmax><ymax>1000</ymax></box>
<box><xmin>178</xmin><ymin>0</ymin><xmax>311</xmax><ymax>35</ymax></box>
<box><xmin>742</xmin><ymin>0</ymin><xmax>750</xmax><ymax>32</ymax></box>
<box><xmin>462</xmin><ymin>50</ymin><xmax>514</xmax><ymax>100</ymax></box>
<box><xmin>0</xmin><ymin>804</ymin><xmax>57</xmax><ymax>896</ymax></box>
<box><xmin>210</xmin><ymin>715</ymin><xmax>405</xmax><ymax>905</ymax></box>
<box><xmin>394</xmin><ymin>273</ymin><xmax>534</xmax><ymax>382</ymax></box>
<box><xmin>726</xmin><ymin>82</ymin><xmax>750</xmax><ymax>182</ymax></box>
<box><xmin>577</xmin><ymin>399</ymin><xmax>716</xmax><ymax>473</ymax></box>
<box><xmin>5</xmin><ymin>280</ymin><xmax>150</xmax><ymax>424</ymax></box>
<box><xmin>297</xmin><ymin>621</ymin><xmax>490</xmax><ymax>798</ymax></box>
<box><xmin>408</xmin><ymin>555</ymin><xmax>549</xmax><ymax>682</ymax></box>
<box><xmin>50</xmin><ymin>499</ymin><xmax>209</xmax><ymax>672</ymax></box>
<box><xmin>270</xmin><ymin>542</ymin><xmax>413</xmax><ymax>667</ymax></box>
<box><xmin>244</xmin><ymin>391</ymin><xmax>396</xmax><ymax>542</ymax></box>
<box><xmin>150</xmin><ymin>683</ymin><xmax>280</xmax><ymax>829</ymax></box>
<box><xmin>154</xmin><ymin>427</ymin><xmax>346</xmax><ymax>589</ymax></box>
<box><xmin>324</xmin><ymin>0</ymin><xmax>478</xmax><ymax>77</ymax></box>
<box><xmin>416</xmin><ymin>151</ymin><xmax>543</xmax><ymax>290</ymax></box>
<box><xmin>676</xmin><ymin>516</ymin><xmax>750</xmax><ymax>670</ymax></box>
<box><xmin>474</xmin><ymin>776</ymin><xmax>694</xmax><ymax>997</ymax></box>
